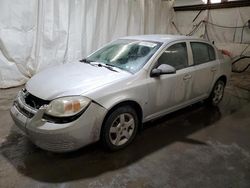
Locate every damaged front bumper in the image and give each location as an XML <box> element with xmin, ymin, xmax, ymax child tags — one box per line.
<box><xmin>10</xmin><ymin>90</ymin><xmax>107</xmax><ymax>152</ymax></box>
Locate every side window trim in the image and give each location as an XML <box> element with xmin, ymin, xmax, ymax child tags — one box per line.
<box><xmin>186</xmin><ymin>42</ymin><xmax>194</xmax><ymax>66</ymax></box>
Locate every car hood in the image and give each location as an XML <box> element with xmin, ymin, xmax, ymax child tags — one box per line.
<box><xmin>26</xmin><ymin>62</ymin><xmax>131</xmax><ymax>100</ymax></box>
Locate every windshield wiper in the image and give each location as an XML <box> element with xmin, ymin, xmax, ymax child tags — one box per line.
<box><xmin>90</xmin><ymin>62</ymin><xmax>118</xmax><ymax>72</ymax></box>
<box><xmin>79</xmin><ymin>58</ymin><xmax>91</xmax><ymax>63</ymax></box>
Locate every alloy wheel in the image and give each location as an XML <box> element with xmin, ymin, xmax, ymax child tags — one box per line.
<box><xmin>212</xmin><ymin>81</ymin><xmax>224</xmax><ymax>104</ymax></box>
<box><xmin>108</xmin><ymin>113</ymin><xmax>135</xmax><ymax>146</ymax></box>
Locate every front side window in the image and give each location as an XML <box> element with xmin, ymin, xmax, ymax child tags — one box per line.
<box><xmin>191</xmin><ymin>42</ymin><xmax>216</xmax><ymax>65</ymax></box>
<box><xmin>157</xmin><ymin>42</ymin><xmax>188</xmax><ymax>70</ymax></box>
<box><xmin>86</xmin><ymin>39</ymin><xmax>161</xmax><ymax>73</ymax></box>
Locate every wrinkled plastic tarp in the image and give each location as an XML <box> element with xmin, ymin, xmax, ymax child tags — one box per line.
<box><xmin>175</xmin><ymin>7</ymin><xmax>250</xmax><ymax>57</ymax></box>
<box><xmin>0</xmin><ymin>0</ymin><xmax>176</xmax><ymax>88</ymax></box>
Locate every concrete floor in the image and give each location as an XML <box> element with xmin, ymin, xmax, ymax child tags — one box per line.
<box><xmin>0</xmin><ymin>75</ymin><xmax>250</xmax><ymax>188</ymax></box>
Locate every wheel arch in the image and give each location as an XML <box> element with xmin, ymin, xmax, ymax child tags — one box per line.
<box><xmin>210</xmin><ymin>75</ymin><xmax>227</xmax><ymax>95</ymax></box>
<box><xmin>217</xmin><ymin>75</ymin><xmax>227</xmax><ymax>85</ymax></box>
<box><xmin>101</xmin><ymin>100</ymin><xmax>143</xmax><ymax>130</ymax></box>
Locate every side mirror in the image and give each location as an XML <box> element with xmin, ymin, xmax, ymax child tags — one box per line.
<box><xmin>150</xmin><ymin>64</ymin><xmax>176</xmax><ymax>77</ymax></box>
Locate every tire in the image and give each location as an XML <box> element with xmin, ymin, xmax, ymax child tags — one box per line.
<box><xmin>207</xmin><ymin>79</ymin><xmax>225</xmax><ymax>106</ymax></box>
<box><xmin>101</xmin><ymin>105</ymin><xmax>139</xmax><ymax>151</ymax></box>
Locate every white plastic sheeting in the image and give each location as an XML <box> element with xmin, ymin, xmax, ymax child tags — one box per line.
<box><xmin>174</xmin><ymin>7</ymin><xmax>250</xmax><ymax>57</ymax></box>
<box><xmin>0</xmin><ymin>0</ymin><xmax>175</xmax><ymax>88</ymax></box>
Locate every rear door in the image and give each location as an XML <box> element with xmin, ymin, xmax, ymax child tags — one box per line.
<box><xmin>190</xmin><ymin>42</ymin><xmax>219</xmax><ymax>99</ymax></box>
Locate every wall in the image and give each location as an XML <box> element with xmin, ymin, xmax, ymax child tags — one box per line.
<box><xmin>174</xmin><ymin>7</ymin><xmax>250</xmax><ymax>56</ymax></box>
<box><xmin>0</xmin><ymin>0</ymin><xmax>176</xmax><ymax>88</ymax></box>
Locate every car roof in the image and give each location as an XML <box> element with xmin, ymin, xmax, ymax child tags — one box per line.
<box><xmin>120</xmin><ymin>34</ymin><xmax>206</xmax><ymax>44</ymax></box>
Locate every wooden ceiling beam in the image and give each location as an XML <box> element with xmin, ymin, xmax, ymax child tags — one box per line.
<box><xmin>174</xmin><ymin>0</ymin><xmax>250</xmax><ymax>11</ymax></box>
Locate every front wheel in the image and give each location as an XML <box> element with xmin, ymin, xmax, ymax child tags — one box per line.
<box><xmin>101</xmin><ymin>106</ymin><xmax>139</xmax><ymax>151</ymax></box>
<box><xmin>207</xmin><ymin>80</ymin><xmax>225</xmax><ymax>106</ymax></box>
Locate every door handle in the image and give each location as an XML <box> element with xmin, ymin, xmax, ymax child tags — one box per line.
<box><xmin>211</xmin><ymin>67</ymin><xmax>217</xmax><ymax>72</ymax></box>
<box><xmin>183</xmin><ymin>74</ymin><xmax>192</xmax><ymax>80</ymax></box>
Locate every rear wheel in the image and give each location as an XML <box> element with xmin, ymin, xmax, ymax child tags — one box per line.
<box><xmin>207</xmin><ymin>79</ymin><xmax>225</xmax><ymax>106</ymax></box>
<box><xmin>101</xmin><ymin>106</ymin><xmax>139</xmax><ymax>151</ymax></box>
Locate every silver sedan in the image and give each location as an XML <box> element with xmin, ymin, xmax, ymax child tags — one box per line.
<box><xmin>10</xmin><ymin>35</ymin><xmax>231</xmax><ymax>152</ymax></box>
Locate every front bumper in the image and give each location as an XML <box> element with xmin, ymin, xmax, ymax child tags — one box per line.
<box><xmin>10</xmin><ymin>92</ymin><xmax>107</xmax><ymax>152</ymax></box>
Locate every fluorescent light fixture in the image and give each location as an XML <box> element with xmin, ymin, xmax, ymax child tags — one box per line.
<box><xmin>202</xmin><ymin>0</ymin><xmax>221</xmax><ymax>3</ymax></box>
<box><xmin>211</xmin><ymin>0</ymin><xmax>221</xmax><ymax>3</ymax></box>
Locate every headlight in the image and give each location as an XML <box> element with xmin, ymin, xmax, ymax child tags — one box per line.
<box><xmin>45</xmin><ymin>96</ymin><xmax>91</xmax><ymax>117</ymax></box>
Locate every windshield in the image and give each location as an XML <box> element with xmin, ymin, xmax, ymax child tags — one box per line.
<box><xmin>86</xmin><ymin>39</ymin><xmax>162</xmax><ymax>73</ymax></box>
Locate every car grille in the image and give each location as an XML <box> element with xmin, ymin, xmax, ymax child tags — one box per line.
<box><xmin>15</xmin><ymin>102</ymin><xmax>34</xmax><ymax>118</ymax></box>
<box><xmin>23</xmin><ymin>91</ymin><xmax>50</xmax><ymax>109</ymax></box>
<box><xmin>15</xmin><ymin>89</ymin><xmax>50</xmax><ymax>118</ymax></box>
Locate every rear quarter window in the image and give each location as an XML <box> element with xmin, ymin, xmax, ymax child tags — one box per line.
<box><xmin>191</xmin><ymin>42</ymin><xmax>216</xmax><ymax>65</ymax></box>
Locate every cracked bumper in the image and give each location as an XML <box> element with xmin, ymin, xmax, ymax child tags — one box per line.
<box><xmin>10</xmin><ymin>100</ymin><xmax>107</xmax><ymax>152</ymax></box>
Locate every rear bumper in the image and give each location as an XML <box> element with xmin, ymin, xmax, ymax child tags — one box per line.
<box><xmin>10</xmin><ymin>92</ymin><xmax>107</xmax><ymax>152</ymax></box>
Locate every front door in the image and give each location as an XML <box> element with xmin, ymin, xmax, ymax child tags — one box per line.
<box><xmin>145</xmin><ymin>42</ymin><xmax>195</xmax><ymax>120</ymax></box>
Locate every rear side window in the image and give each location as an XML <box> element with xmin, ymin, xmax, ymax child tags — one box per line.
<box><xmin>157</xmin><ymin>42</ymin><xmax>188</xmax><ymax>70</ymax></box>
<box><xmin>191</xmin><ymin>42</ymin><xmax>216</xmax><ymax>65</ymax></box>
